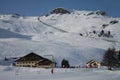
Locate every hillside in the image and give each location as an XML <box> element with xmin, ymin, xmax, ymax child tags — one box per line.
<box><xmin>0</xmin><ymin>8</ymin><xmax>120</xmax><ymax>66</ymax></box>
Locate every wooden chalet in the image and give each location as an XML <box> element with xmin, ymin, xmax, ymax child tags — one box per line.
<box><xmin>86</xmin><ymin>60</ymin><xmax>101</xmax><ymax>68</ymax></box>
<box><xmin>15</xmin><ymin>52</ymin><xmax>56</xmax><ymax>68</ymax></box>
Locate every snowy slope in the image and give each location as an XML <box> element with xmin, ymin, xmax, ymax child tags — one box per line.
<box><xmin>0</xmin><ymin>28</ymin><xmax>31</xmax><ymax>39</ymax></box>
<box><xmin>0</xmin><ymin>66</ymin><xmax>120</xmax><ymax>80</ymax></box>
<box><xmin>0</xmin><ymin>9</ymin><xmax>120</xmax><ymax>67</ymax></box>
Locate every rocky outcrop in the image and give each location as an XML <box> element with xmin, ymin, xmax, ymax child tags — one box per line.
<box><xmin>51</xmin><ymin>8</ymin><xmax>70</xmax><ymax>14</ymax></box>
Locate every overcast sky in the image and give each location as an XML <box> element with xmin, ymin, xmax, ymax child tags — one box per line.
<box><xmin>0</xmin><ymin>0</ymin><xmax>120</xmax><ymax>17</ymax></box>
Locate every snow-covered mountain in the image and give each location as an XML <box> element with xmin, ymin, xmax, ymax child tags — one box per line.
<box><xmin>0</xmin><ymin>8</ymin><xmax>120</xmax><ymax>66</ymax></box>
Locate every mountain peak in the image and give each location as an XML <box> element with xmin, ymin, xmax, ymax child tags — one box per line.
<box><xmin>50</xmin><ymin>7</ymin><xmax>70</xmax><ymax>14</ymax></box>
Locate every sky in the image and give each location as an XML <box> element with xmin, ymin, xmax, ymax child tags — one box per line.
<box><xmin>0</xmin><ymin>0</ymin><xmax>120</xmax><ymax>17</ymax></box>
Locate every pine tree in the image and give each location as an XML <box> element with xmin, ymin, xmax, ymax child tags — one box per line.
<box><xmin>118</xmin><ymin>50</ymin><xmax>120</xmax><ymax>61</ymax></box>
<box><xmin>61</xmin><ymin>59</ymin><xmax>70</xmax><ymax>68</ymax></box>
<box><xmin>103</xmin><ymin>48</ymin><xmax>116</xmax><ymax>70</ymax></box>
<box><xmin>118</xmin><ymin>50</ymin><xmax>120</xmax><ymax>66</ymax></box>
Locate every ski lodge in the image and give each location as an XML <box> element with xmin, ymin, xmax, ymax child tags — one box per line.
<box><xmin>14</xmin><ymin>52</ymin><xmax>56</xmax><ymax>68</ymax></box>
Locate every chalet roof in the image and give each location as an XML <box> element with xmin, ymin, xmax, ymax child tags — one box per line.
<box><xmin>36</xmin><ymin>59</ymin><xmax>54</xmax><ymax>66</ymax></box>
<box><xmin>36</xmin><ymin>58</ymin><xmax>57</xmax><ymax>66</ymax></box>
<box><xmin>86</xmin><ymin>60</ymin><xmax>100</xmax><ymax>64</ymax></box>
<box><xmin>15</xmin><ymin>52</ymin><xmax>45</xmax><ymax>62</ymax></box>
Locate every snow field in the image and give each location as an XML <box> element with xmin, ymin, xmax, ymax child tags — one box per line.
<box><xmin>0</xmin><ymin>66</ymin><xmax>120</xmax><ymax>80</ymax></box>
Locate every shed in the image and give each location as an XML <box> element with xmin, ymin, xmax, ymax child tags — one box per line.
<box><xmin>86</xmin><ymin>60</ymin><xmax>101</xmax><ymax>68</ymax></box>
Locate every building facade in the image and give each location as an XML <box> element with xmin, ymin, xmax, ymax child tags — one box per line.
<box><xmin>15</xmin><ymin>52</ymin><xmax>56</xmax><ymax>68</ymax></box>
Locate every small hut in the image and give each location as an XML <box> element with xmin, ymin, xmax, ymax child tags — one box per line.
<box><xmin>86</xmin><ymin>60</ymin><xmax>101</xmax><ymax>68</ymax></box>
